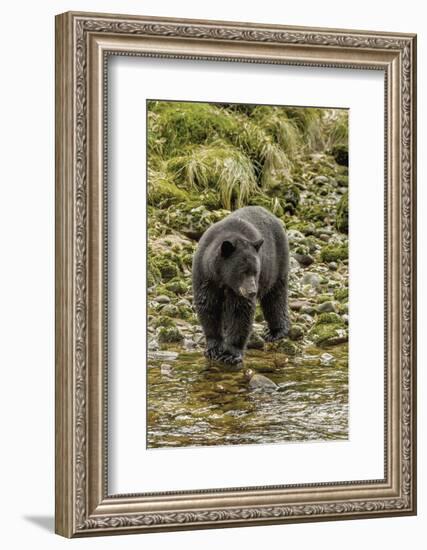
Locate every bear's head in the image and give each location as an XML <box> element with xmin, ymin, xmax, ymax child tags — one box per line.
<box><xmin>216</xmin><ymin>237</ymin><xmax>264</xmax><ymax>299</ymax></box>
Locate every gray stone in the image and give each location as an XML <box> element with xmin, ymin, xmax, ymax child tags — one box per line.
<box><xmin>155</xmin><ymin>295</ymin><xmax>171</xmax><ymax>304</ymax></box>
<box><xmin>317</xmin><ymin>301</ymin><xmax>337</xmax><ymax>313</ymax></box>
<box><xmin>148</xmin><ymin>350</ymin><xmax>178</xmax><ymax>361</ymax></box>
<box><xmin>302</xmin><ymin>272</ymin><xmax>321</xmax><ymax>288</ymax></box>
<box><xmin>320</xmin><ymin>352</ymin><xmax>335</xmax><ymax>365</ymax></box>
<box><xmin>244</xmin><ymin>369</ymin><xmax>278</xmax><ymax>391</ymax></box>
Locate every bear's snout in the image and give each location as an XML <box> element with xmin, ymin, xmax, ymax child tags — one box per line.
<box><xmin>239</xmin><ymin>276</ymin><xmax>258</xmax><ymax>299</ymax></box>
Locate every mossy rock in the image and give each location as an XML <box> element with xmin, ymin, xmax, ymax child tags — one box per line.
<box><xmin>148</xmin><ymin>177</ymin><xmax>190</xmax><ymax>208</ymax></box>
<box><xmin>274</xmin><ymin>340</ymin><xmax>299</xmax><ymax>356</ymax></box>
<box><xmin>158</xmin><ymin>326</ymin><xmax>184</xmax><ymax>344</ymax></box>
<box><xmin>147</xmin><ymin>263</ymin><xmax>162</xmax><ymax>287</ymax></box>
<box><xmin>320</xmin><ymin>244</ymin><xmax>348</xmax><ymax>263</ymax></box>
<box><xmin>300</xmin><ymin>204</ymin><xmax>330</xmax><ymax>224</ymax></box>
<box><xmin>334</xmin><ymin>288</ymin><xmax>349</xmax><ymax>302</ymax></box>
<box><xmin>157</xmin><ymin>258</ymin><xmax>179</xmax><ymax>281</ymax></box>
<box><xmin>288</xmin><ymin>324</ymin><xmax>304</xmax><ymax>341</ymax></box>
<box><xmin>316</xmin><ymin>312</ymin><xmax>343</xmax><ymax>325</ymax></box>
<box><xmin>309</xmin><ymin>322</ymin><xmax>348</xmax><ymax>347</ymax></box>
<box><xmin>160</xmin><ymin>304</ymin><xmax>179</xmax><ymax>317</ymax></box>
<box><xmin>153</xmin><ymin>315</ymin><xmax>176</xmax><ymax>329</ymax></box>
<box><xmin>165</xmin><ymin>279</ymin><xmax>188</xmax><ymax>295</ymax></box>
<box><xmin>177</xmin><ymin>304</ymin><xmax>192</xmax><ymax>320</ymax></box>
<box><xmin>336</xmin><ymin>191</ymin><xmax>349</xmax><ymax>233</ymax></box>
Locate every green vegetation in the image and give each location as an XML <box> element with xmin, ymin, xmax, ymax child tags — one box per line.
<box><xmin>147</xmin><ymin>99</ymin><xmax>349</xmax><ymax>352</ymax></box>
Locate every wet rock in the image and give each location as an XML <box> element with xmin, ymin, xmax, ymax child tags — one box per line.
<box><xmin>275</xmin><ymin>340</ymin><xmax>299</xmax><ymax>356</ymax></box>
<box><xmin>247</xmin><ymin>332</ymin><xmax>265</xmax><ymax>350</ymax></box>
<box><xmin>320</xmin><ymin>352</ymin><xmax>335</xmax><ymax>365</ymax></box>
<box><xmin>288</xmin><ymin>324</ymin><xmax>304</xmax><ymax>341</ymax></box>
<box><xmin>244</xmin><ymin>369</ymin><xmax>278</xmax><ymax>391</ymax></box>
<box><xmin>272</xmin><ymin>355</ymin><xmax>289</xmax><ymax>368</ymax></box>
<box><xmin>155</xmin><ymin>295</ymin><xmax>171</xmax><ymax>304</ymax></box>
<box><xmin>160</xmin><ymin>363</ymin><xmax>173</xmax><ymax>377</ymax></box>
<box><xmin>317</xmin><ymin>301</ymin><xmax>337</xmax><ymax>314</ymax></box>
<box><xmin>158</xmin><ymin>326</ymin><xmax>184</xmax><ymax>344</ymax></box>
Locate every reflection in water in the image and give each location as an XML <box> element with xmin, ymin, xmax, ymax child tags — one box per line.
<box><xmin>147</xmin><ymin>345</ymin><xmax>348</xmax><ymax>448</ymax></box>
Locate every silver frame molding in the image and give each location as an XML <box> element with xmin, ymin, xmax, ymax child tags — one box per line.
<box><xmin>55</xmin><ymin>11</ymin><xmax>417</xmax><ymax>538</ymax></box>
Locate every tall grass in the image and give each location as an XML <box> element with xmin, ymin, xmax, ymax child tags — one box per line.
<box><xmin>147</xmin><ymin>101</ymin><xmax>348</xmax><ymax>211</ymax></box>
<box><xmin>169</xmin><ymin>142</ymin><xmax>258</xmax><ymax>210</ymax></box>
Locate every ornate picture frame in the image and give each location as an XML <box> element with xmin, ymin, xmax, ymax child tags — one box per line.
<box><xmin>55</xmin><ymin>11</ymin><xmax>417</xmax><ymax>537</ymax></box>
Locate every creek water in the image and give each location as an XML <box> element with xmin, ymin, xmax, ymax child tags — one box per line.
<box><xmin>147</xmin><ymin>344</ymin><xmax>348</xmax><ymax>449</ymax></box>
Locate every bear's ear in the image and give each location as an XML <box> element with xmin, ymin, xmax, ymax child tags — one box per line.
<box><xmin>221</xmin><ymin>240</ymin><xmax>236</xmax><ymax>258</ymax></box>
<box><xmin>252</xmin><ymin>238</ymin><xmax>264</xmax><ymax>252</ymax></box>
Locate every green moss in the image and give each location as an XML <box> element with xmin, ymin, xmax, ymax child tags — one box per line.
<box><xmin>148</xmin><ymin>101</ymin><xmax>241</xmax><ymax>156</ymax></box>
<box><xmin>165</xmin><ymin>279</ymin><xmax>188</xmax><ymax>295</ymax></box>
<box><xmin>275</xmin><ymin>340</ymin><xmax>299</xmax><ymax>355</ymax></box>
<box><xmin>334</xmin><ymin>288</ymin><xmax>349</xmax><ymax>302</ymax></box>
<box><xmin>309</xmin><ymin>323</ymin><xmax>348</xmax><ymax>347</ymax></box>
<box><xmin>158</xmin><ymin>326</ymin><xmax>184</xmax><ymax>344</ymax></box>
<box><xmin>316</xmin><ymin>312</ymin><xmax>343</xmax><ymax>325</ymax></box>
<box><xmin>147</xmin><ymin>169</ymin><xmax>190</xmax><ymax>207</ymax></box>
<box><xmin>147</xmin><ymin>262</ymin><xmax>162</xmax><ymax>287</ymax></box>
<box><xmin>157</xmin><ymin>258</ymin><xmax>179</xmax><ymax>281</ymax></box>
<box><xmin>153</xmin><ymin>316</ymin><xmax>176</xmax><ymax>329</ymax></box>
<box><xmin>288</xmin><ymin>324</ymin><xmax>304</xmax><ymax>341</ymax></box>
<box><xmin>336</xmin><ymin>191</ymin><xmax>349</xmax><ymax>233</ymax></box>
<box><xmin>177</xmin><ymin>305</ymin><xmax>192</xmax><ymax>320</ymax></box>
<box><xmin>320</xmin><ymin>244</ymin><xmax>348</xmax><ymax>263</ymax></box>
<box><xmin>336</xmin><ymin>174</ymin><xmax>349</xmax><ymax>187</ymax></box>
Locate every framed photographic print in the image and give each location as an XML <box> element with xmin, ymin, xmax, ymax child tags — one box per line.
<box><xmin>55</xmin><ymin>11</ymin><xmax>417</xmax><ymax>537</ymax></box>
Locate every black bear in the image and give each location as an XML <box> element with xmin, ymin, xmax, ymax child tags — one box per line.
<box><xmin>192</xmin><ymin>205</ymin><xmax>290</xmax><ymax>364</ymax></box>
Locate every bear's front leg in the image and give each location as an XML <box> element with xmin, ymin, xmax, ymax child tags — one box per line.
<box><xmin>220</xmin><ymin>292</ymin><xmax>256</xmax><ymax>364</ymax></box>
<box><xmin>193</xmin><ymin>283</ymin><xmax>224</xmax><ymax>361</ymax></box>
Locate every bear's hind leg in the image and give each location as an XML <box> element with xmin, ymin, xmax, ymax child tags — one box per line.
<box><xmin>220</xmin><ymin>292</ymin><xmax>255</xmax><ymax>364</ymax></box>
<box><xmin>261</xmin><ymin>279</ymin><xmax>290</xmax><ymax>342</ymax></box>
